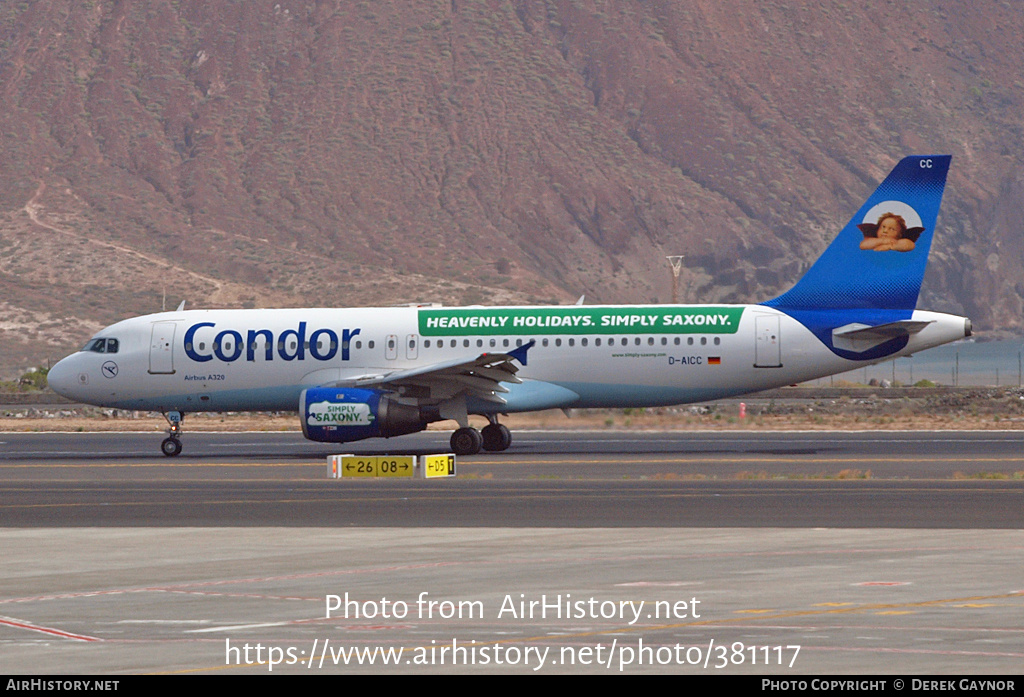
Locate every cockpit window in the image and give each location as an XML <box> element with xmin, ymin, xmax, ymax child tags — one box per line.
<box><xmin>82</xmin><ymin>338</ymin><xmax>119</xmax><ymax>354</ymax></box>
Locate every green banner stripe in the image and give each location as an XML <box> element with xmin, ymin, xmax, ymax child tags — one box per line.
<box><xmin>418</xmin><ymin>307</ymin><xmax>743</xmax><ymax>336</ymax></box>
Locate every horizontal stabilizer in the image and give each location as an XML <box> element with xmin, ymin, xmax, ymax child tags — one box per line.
<box><xmin>832</xmin><ymin>320</ymin><xmax>934</xmax><ymax>353</ymax></box>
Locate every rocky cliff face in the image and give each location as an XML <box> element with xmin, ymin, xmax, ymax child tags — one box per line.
<box><xmin>1</xmin><ymin>0</ymin><xmax>1022</xmax><ymax>374</ymax></box>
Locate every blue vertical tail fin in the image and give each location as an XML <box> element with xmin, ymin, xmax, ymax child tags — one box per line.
<box><xmin>762</xmin><ymin>155</ymin><xmax>951</xmax><ymax>360</ymax></box>
<box><xmin>764</xmin><ymin>155</ymin><xmax>950</xmax><ymax>312</ymax></box>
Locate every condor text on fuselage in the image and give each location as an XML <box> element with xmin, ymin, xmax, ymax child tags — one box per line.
<box><xmin>182</xmin><ymin>321</ymin><xmax>362</xmax><ymax>364</ymax></box>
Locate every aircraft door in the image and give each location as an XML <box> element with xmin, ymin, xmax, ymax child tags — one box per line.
<box><xmin>754</xmin><ymin>315</ymin><xmax>782</xmax><ymax>368</ymax></box>
<box><xmin>385</xmin><ymin>334</ymin><xmax>398</xmax><ymax>360</ymax></box>
<box><xmin>406</xmin><ymin>334</ymin><xmax>418</xmax><ymax>360</ymax></box>
<box><xmin>149</xmin><ymin>322</ymin><xmax>176</xmax><ymax>374</ymax></box>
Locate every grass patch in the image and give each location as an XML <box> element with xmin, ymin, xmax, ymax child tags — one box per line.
<box><xmin>835</xmin><ymin>468</ymin><xmax>872</xmax><ymax>480</ymax></box>
<box><xmin>953</xmin><ymin>471</ymin><xmax>1024</xmax><ymax>480</ymax></box>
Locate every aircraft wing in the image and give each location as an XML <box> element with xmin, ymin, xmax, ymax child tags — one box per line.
<box><xmin>336</xmin><ymin>340</ymin><xmax>535</xmax><ymax>406</ymax></box>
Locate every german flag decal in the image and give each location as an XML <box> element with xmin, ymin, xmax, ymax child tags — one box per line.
<box><xmin>708</xmin><ymin>356</ymin><xmax>721</xmax><ymax>365</ymax></box>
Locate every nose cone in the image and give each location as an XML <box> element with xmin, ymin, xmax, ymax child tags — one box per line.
<box><xmin>47</xmin><ymin>355</ymin><xmax>82</xmax><ymax>400</ymax></box>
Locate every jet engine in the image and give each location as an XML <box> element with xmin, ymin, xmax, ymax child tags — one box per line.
<box><xmin>300</xmin><ymin>387</ymin><xmax>428</xmax><ymax>443</ymax></box>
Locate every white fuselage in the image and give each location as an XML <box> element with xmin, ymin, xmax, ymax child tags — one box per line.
<box><xmin>47</xmin><ymin>304</ymin><xmax>970</xmax><ymax>414</ymax></box>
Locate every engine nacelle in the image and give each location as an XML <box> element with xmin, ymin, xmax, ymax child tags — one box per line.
<box><xmin>300</xmin><ymin>387</ymin><xmax>428</xmax><ymax>443</ymax></box>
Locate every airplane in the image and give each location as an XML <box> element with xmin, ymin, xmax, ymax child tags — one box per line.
<box><xmin>47</xmin><ymin>155</ymin><xmax>971</xmax><ymax>457</ymax></box>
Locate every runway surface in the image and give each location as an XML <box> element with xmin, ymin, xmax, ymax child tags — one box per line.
<box><xmin>2</xmin><ymin>430</ymin><xmax>1023</xmax><ymax>527</ymax></box>
<box><xmin>1</xmin><ymin>429</ymin><xmax>1023</xmax><ymax>674</ymax></box>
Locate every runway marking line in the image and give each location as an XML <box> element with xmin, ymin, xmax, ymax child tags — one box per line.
<box><xmin>474</xmin><ymin>457</ymin><xmax>1024</xmax><ymax>465</ymax></box>
<box><xmin>0</xmin><ymin>616</ymin><xmax>101</xmax><ymax>642</ymax></box>
<box><xmin>3</xmin><ymin>484</ymin><xmax>1024</xmax><ymax>512</ymax></box>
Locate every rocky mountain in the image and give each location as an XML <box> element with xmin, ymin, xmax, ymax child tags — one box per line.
<box><xmin>1</xmin><ymin>0</ymin><xmax>1022</xmax><ymax>376</ymax></box>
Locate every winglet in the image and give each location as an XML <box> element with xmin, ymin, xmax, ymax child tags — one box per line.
<box><xmin>508</xmin><ymin>339</ymin><xmax>536</xmax><ymax>366</ymax></box>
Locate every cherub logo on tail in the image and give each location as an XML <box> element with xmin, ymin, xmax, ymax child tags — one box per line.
<box><xmin>858</xmin><ymin>201</ymin><xmax>925</xmax><ymax>253</ymax></box>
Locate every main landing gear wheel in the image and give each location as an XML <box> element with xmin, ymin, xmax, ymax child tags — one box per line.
<box><xmin>450</xmin><ymin>427</ymin><xmax>483</xmax><ymax>456</ymax></box>
<box><xmin>161</xmin><ymin>437</ymin><xmax>182</xmax><ymax>457</ymax></box>
<box><xmin>481</xmin><ymin>423</ymin><xmax>512</xmax><ymax>452</ymax></box>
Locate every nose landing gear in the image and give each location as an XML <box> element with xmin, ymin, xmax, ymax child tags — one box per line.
<box><xmin>161</xmin><ymin>411</ymin><xmax>184</xmax><ymax>457</ymax></box>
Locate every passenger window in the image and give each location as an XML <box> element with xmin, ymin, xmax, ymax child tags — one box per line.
<box><xmin>581</xmin><ymin>338</ymin><xmax>588</xmax><ymax>347</ymax></box>
<box><xmin>568</xmin><ymin>338</ymin><xmax>575</xmax><ymax>347</ymax></box>
<box><xmin>368</xmin><ymin>340</ymin><xmax>375</xmax><ymax>349</ymax></box>
<box><xmin>701</xmin><ymin>337</ymin><xmax>707</xmax><ymax>345</ymax></box>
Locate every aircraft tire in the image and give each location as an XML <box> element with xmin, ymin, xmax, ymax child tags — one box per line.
<box><xmin>161</xmin><ymin>437</ymin><xmax>182</xmax><ymax>457</ymax></box>
<box><xmin>450</xmin><ymin>427</ymin><xmax>483</xmax><ymax>456</ymax></box>
<box><xmin>481</xmin><ymin>423</ymin><xmax>512</xmax><ymax>451</ymax></box>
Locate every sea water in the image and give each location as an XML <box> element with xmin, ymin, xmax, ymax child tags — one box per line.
<box><xmin>826</xmin><ymin>336</ymin><xmax>1024</xmax><ymax>387</ymax></box>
